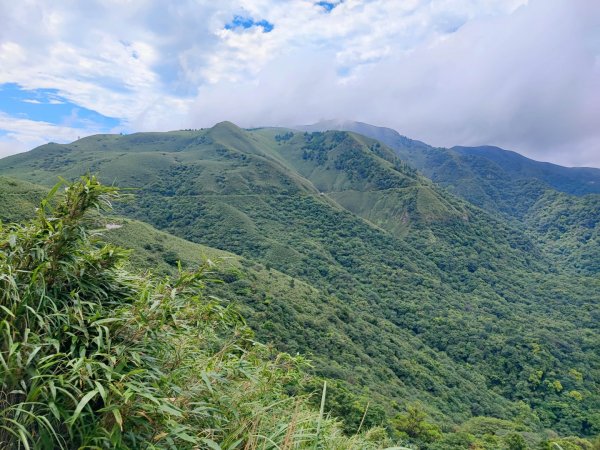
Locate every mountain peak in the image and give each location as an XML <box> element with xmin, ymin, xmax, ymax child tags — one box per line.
<box><xmin>210</xmin><ymin>121</ymin><xmax>244</xmax><ymax>133</ymax></box>
<box><xmin>213</xmin><ymin>120</ymin><xmax>241</xmax><ymax>128</ymax></box>
<box><xmin>295</xmin><ymin>119</ymin><xmax>431</xmax><ymax>152</ymax></box>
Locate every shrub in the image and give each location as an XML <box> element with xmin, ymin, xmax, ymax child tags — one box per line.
<box><xmin>0</xmin><ymin>176</ymin><xmax>396</xmax><ymax>449</ymax></box>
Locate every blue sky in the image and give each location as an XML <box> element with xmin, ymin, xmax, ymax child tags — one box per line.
<box><xmin>0</xmin><ymin>83</ymin><xmax>120</xmax><ymax>129</ymax></box>
<box><xmin>224</xmin><ymin>15</ymin><xmax>274</xmax><ymax>32</ymax></box>
<box><xmin>316</xmin><ymin>2</ymin><xmax>340</xmax><ymax>12</ymax></box>
<box><xmin>0</xmin><ymin>0</ymin><xmax>598</xmax><ymax>166</ymax></box>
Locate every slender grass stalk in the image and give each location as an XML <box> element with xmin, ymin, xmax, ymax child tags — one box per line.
<box><xmin>356</xmin><ymin>401</ymin><xmax>369</xmax><ymax>435</ymax></box>
<box><xmin>313</xmin><ymin>381</ymin><xmax>327</xmax><ymax>449</ymax></box>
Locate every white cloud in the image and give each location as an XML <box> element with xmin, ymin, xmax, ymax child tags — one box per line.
<box><xmin>188</xmin><ymin>0</ymin><xmax>600</xmax><ymax>167</ymax></box>
<box><xmin>0</xmin><ymin>0</ymin><xmax>598</xmax><ymax>167</ymax></box>
<box><xmin>0</xmin><ymin>1</ymin><xmax>195</xmax><ymax>129</ymax></box>
<box><xmin>0</xmin><ymin>112</ymin><xmax>101</xmax><ymax>158</ymax></box>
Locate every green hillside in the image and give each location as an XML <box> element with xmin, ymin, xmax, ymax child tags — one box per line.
<box><xmin>299</xmin><ymin>121</ymin><xmax>600</xmax><ymax>221</ymax></box>
<box><xmin>525</xmin><ymin>191</ymin><xmax>600</xmax><ymax>275</ymax></box>
<box><xmin>2</xmin><ymin>177</ymin><xmax>406</xmax><ymax>449</ymax></box>
<box><xmin>0</xmin><ymin>124</ymin><xmax>599</xmax><ymax>448</ymax></box>
<box><xmin>452</xmin><ymin>145</ymin><xmax>600</xmax><ymax>196</ymax></box>
<box><xmin>0</xmin><ymin>176</ymin><xmax>48</xmax><ymax>222</ymax></box>
<box><xmin>5</xmin><ymin>177</ymin><xmax>596</xmax><ymax>449</ymax></box>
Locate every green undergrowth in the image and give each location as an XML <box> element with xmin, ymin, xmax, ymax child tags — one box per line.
<box><xmin>0</xmin><ymin>121</ymin><xmax>598</xmax><ymax>448</ymax></box>
<box><xmin>1</xmin><ymin>178</ymin><xmax>598</xmax><ymax>449</ymax></box>
<box><xmin>0</xmin><ymin>177</ymin><xmax>398</xmax><ymax>449</ymax></box>
<box><xmin>525</xmin><ymin>191</ymin><xmax>600</xmax><ymax>275</ymax></box>
<box><xmin>0</xmin><ymin>176</ymin><xmax>48</xmax><ymax>222</ymax></box>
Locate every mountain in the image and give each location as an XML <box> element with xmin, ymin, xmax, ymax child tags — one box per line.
<box><xmin>298</xmin><ymin>119</ymin><xmax>432</xmax><ymax>152</ymax></box>
<box><xmin>4</xmin><ymin>177</ymin><xmax>596</xmax><ymax>449</ymax></box>
<box><xmin>3</xmin><ymin>176</ymin><xmax>408</xmax><ymax>449</ymax></box>
<box><xmin>298</xmin><ymin>120</ymin><xmax>600</xmax><ymax>220</ymax></box>
<box><xmin>296</xmin><ymin>120</ymin><xmax>600</xmax><ymax>275</ymax></box>
<box><xmin>452</xmin><ymin>145</ymin><xmax>600</xmax><ymax>196</ymax></box>
<box><xmin>0</xmin><ymin>176</ymin><xmax>48</xmax><ymax>222</ymax></box>
<box><xmin>524</xmin><ymin>190</ymin><xmax>600</xmax><ymax>276</ymax></box>
<box><xmin>0</xmin><ymin>123</ymin><xmax>599</xmax><ymax>443</ymax></box>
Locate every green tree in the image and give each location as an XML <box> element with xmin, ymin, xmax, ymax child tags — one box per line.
<box><xmin>503</xmin><ymin>432</ymin><xmax>528</xmax><ymax>450</ymax></box>
<box><xmin>0</xmin><ymin>176</ymin><xmax>398</xmax><ymax>450</ymax></box>
<box><xmin>391</xmin><ymin>403</ymin><xmax>442</xmax><ymax>443</ymax></box>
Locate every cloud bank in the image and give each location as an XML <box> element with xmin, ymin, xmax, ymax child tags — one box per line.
<box><xmin>0</xmin><ymin>0</ymin><xmax>598</xmax><ymax>166</ymax></box>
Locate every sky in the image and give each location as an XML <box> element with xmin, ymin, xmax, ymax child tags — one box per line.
<box><xmin>0</xmin><ymin>0</ymin><xmax>598</xmax><ymax>167</ymax></box>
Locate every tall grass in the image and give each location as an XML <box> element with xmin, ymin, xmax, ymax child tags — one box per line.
<box><xmin>0</xmin><ymin>176</ymin><xmax>398</xmax><ymax>449</ymax></box>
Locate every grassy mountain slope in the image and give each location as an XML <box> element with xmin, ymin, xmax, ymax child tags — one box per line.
<box><xmin>102</xmin><ymin>218</ymin><xmax>520</xmax><ymax>429</ymax></box>
<box><xmin>295</xmin><ymin>121</ymin><xmax>600</xmax><ymax>277</ymax></box>
<box><xmin>452</xmin><ymin>145</ymin><xmax>600</xmax><ymax>196</ymax></box>
<box><xmin>254</xmin><ymin>128</ymin><xmax>467</xmax><ymax>237</ymax></box>
<box><xmin>6</xmin><ymin>178</ymin><xmax>596</xmax><ymax>449</ymax></box>
<box><xmin>0</xmin><ymin>125</ymin><xmax>599</xmax><ymax>439</ymax></box>
<box><xmin>0</xmin><ymin>176</ymin><xmax>48</xmax><ymax>222</ymax></box>
<box><xmin>0</xmin><ymin>177</ymin><xmax>519</xmax><ymax>428</ymax></box>
<box><xmin>0</xmin><ymin>178</ymin><xmax>524</xmax><ymax>429</ymax></box>
<box><xmin>2</xmin><ymin>176</ymin><xmax>404</xmax><ymax>450</ymax></box>
<box><xmin>0</xmin><ymin>178</ymin><xmax>520</xmax><ymax>432</ymax></box>
<box><xmin>298</xmin><ymin>121</ymin><xmax>600</xmax><ymax>221</ymax></box>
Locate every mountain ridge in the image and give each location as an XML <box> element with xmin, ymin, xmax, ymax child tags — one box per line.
<box><xmin>296</xmin><ymin>120</ymin><xmax>600</xmax><ymax>220</ymax></box>
<box><xmin>0</xmin><ymin>123</ymin><xmax>598</xmax><ymax>441</ymax></box>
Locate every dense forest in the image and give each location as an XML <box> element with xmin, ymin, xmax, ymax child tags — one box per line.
<box><xmin>1</xmin><ymin>177</ymin><xmax>404</xmax><ymax>449</ymax></box>
<box><xmin>0</xmin><ymin>121</ymin><xmax>599</xmax><ymax>449</ymax></box>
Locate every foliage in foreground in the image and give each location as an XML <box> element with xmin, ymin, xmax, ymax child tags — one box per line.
<box><xmin>0</xmin><ymin>176</ymin><xmax>396</xmax><ymax>449</ymax></box>
<box><xmin>1</xmin><ymin>127</ymin><xmax>599</xmax><ymax>438</ymax></box>
<box><xmin>1</xmin><ymin>176</ymin><xmax>598</xmax><ymax>450</ymax></box>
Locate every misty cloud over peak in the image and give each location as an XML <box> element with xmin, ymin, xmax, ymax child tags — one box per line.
<box><xmin>0</xmin><ymin>0</ymin><xmax>598</xmax><ymax>167</ymax></box>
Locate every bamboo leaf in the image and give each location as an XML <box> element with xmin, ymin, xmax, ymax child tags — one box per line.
<box><xmin>112</xmin><ymin>409</ymin><xmax>123</xmax><ymax>431</ymax></box>
<box><xmin>69</xmin><ymin>389</ymin><xmax>98</xmax><ymax>424</ymax></box>
<box><xmin>201</xmin><ymin>437</ymin><xmax>222</xmax><ymax>450</ymax></box>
